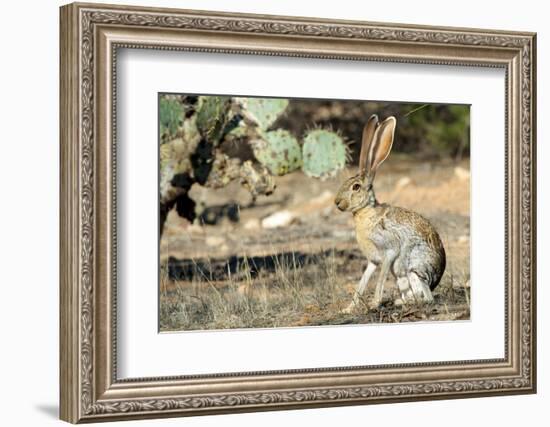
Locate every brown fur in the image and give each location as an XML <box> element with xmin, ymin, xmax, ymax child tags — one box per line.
<box><xmin>353</xmin><ymin>204</ymin><xmax>389</xmax><ymax>263</ymax></box>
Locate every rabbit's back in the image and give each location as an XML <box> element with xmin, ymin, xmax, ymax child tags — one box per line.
<box><xmin>385</xmin><ymin>206</ymin><xmax>446</xmax><ymax>289</ymax></box>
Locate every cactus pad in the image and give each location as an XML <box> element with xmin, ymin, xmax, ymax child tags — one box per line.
<box><xmin>159</xmin><ymin>97</ymin><xmax>184</xmax><ymax>142</ymax></box>
<box><xmin>196</xmin><ymin>96</ymin><xmax>230</xmax><ymax>143</ymax></box>
<box><xmin>240</xmin><ymin>97</ymin><xmax>289</xmax><ymax>130</ymax></box>
<box><xmin>302</xmin><ymin>129</ymin><xmax>347</xmax><ymax>179</ymax></box>
<box><xmin>252</xmin><ymin>129</ymin><xmax>302</xmax><ymax>176</ymax></box>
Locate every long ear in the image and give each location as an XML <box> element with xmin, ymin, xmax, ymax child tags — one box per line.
<box><xmin>359</xmin><ymin>114</ymin><xmax>379</xmax><ymax>177</ymax></box>
<box><xmin>367</xmin><ymin>116</ymin><xmax>396</xmax><ymax>183</ymax></box>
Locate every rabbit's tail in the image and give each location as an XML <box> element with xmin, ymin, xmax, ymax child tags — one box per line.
<box><xmin>429</xmin><ymin>246</ymin><xmax>446</xmax><ymax>291</ymax></box>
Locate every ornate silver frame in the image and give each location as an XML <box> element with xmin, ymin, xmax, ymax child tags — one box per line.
<box><xmin>60</xmin><ymin>2</ymin><xmax>536</xmax><ymax>423</ymax></box>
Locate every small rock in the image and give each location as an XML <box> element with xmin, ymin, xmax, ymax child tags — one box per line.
<box><xmin>262</xmin><ymin>210</ymin><xmax>296</xmax><ymax>229</ymax></box>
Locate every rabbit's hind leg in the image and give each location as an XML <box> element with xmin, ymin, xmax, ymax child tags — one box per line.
<box><xmin>342</xmin><ymin>261</ymin><xmax>376</xmax><ymax>314</ymax></box>
<box><xmin>408</xmin><ymin>272</ymin><xmax>434</xmax><ymax>304</ymax></box>
<box><xmin>395</xmin><ymin>276</ymin><xmax>415</xmax><ymax>306</ymax></box>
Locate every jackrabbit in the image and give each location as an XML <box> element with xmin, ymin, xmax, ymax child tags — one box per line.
<box><xmin>335</xmin><ymin>115</ymin><xmax>446</xmax><ymax>313</ymax></box>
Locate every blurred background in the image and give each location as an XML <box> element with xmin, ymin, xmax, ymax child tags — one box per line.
<box><xmin>277</xmin><ymin>100</ymin><xmax>470</xmax><ymax>160</ymax></box>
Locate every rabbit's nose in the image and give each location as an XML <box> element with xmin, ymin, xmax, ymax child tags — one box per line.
<box><xmin>336</xmin><ymin>198</ymin><xmax>349</xmax><ymax>211</ymax></box>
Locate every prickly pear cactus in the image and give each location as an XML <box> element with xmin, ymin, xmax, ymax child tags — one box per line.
<box><xmin>158</xmin><ymin>94</ymin><xmax>351</xmax><ymax>235</ymax></box>
<box><xmin>252</xmin><ymin>129</ymin><xmax>302</xmax><ymax>176</ymax></box>
<box><xmin>196</xmin><ymin>96</ymin><xmax>231</xmax><ymax>142</ymax></box>
<box><xmin>302</xmin><ymin>129</ymin><xmax>348</xmax><ymax>179</ymax></box>
<box><xmin>159</xmin><ymin>97</ymin><xmax>184</xmax><ymax>142</ymax></box>
<box><xmin>239</xmin><ymin>97</ymin><xmax>289</xmax><ymax>130</ymax></box>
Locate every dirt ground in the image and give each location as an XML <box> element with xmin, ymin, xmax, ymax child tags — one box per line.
<box><xmin>160</xmin><ymin>155</ymin><xmax>470</xmax><ymax>332</ymax></box>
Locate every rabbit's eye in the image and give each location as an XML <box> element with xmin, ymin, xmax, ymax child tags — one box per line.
<box><xmin>352</xmin><ymin>183</ymin><xmax>361</xmax><ymax>192</ymax></box>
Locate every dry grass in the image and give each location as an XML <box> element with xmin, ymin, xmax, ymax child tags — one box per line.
<box><xmin>159</xmin><ymin>248</ymin><xmax>470</xmax><ymax>332</ymax></box>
